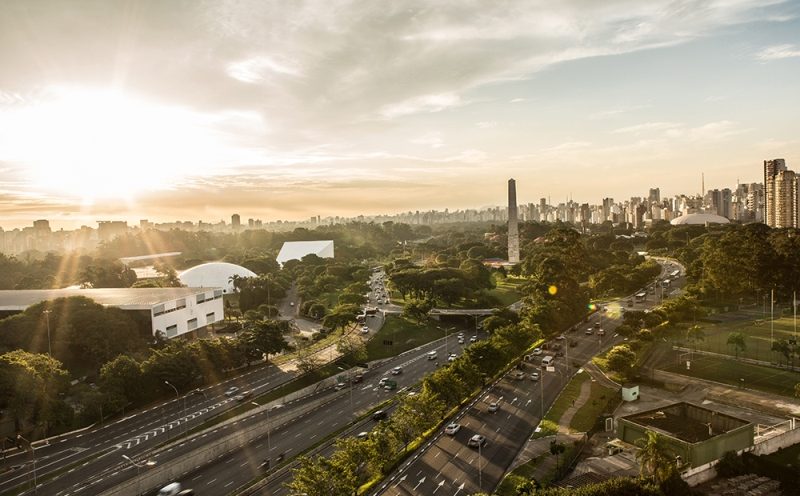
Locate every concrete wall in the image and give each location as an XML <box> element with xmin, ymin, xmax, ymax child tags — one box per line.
<box><xmin>101</xmin><ymin>389</ymin><xmax>347</xmax><ymax>496</ymax></box>
<box><xmin>151</xmin><ymin>289</ymin><xmax>224</xmax><ymax>338</ymax></box>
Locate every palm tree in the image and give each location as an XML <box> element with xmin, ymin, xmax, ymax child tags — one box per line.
<box><xmin>635</xmin><ymin>431</ymin><xmax>673</xmax><ymax>482</ymax></box>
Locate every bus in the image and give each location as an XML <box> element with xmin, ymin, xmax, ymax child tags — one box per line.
<box><xmin>635</xmin><ymin>292</ymin><xmax>647</xmax><ymax>302</ymax></box>
<box><xmin>661</xmin><ymin>279</ymin><xmax>671</xmax><ymax>288</ymax></box>
<box><xmin>670</xmin><ymin>269</ymin><xmax>680</xmax><ymax>278</ymax></box>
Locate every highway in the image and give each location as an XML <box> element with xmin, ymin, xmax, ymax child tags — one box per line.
<box><xmin>134</xmin><ymin>333</ymin><xmax>478</xmax><ymax>496</ymax></box>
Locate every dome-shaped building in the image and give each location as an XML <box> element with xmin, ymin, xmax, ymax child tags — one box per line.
<box><xmin>179</xmin><ymin>262</ymin><xmax>256</xmax><ymax>293</ymax></box>
<box><xmin>670</xmin><ymin>213</ymin><xmax>731</xmax><ymax>226</ymax></box>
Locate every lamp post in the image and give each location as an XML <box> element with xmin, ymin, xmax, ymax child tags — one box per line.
<box><xmin>252</xmin><ymin>402</ymin><xmax>271</xmax><ymax>452</ymax></box>
<box><xmin>164</xmin><ymin>381</ymin><xmax>187</xmax><ymax>435</ymax></box>
<box><xmin>122</xmin><ymin>454</ymin><xmax>156</xmax><ymax>496</ymax></box>
<box><xmin>478</xmin><ymin>439</ymin><xmax>483</xmax><ymax>490</ymax></box>
<box><xmin>43</xmin><ymin>309</ymin><xmax>52</xmax><ymax>357</ymax></box>
<box><xmin>17</xmin><ymin>435</ymin><xmax>36</xmax><ymax>494</ymax></box>
<box><xmin>337</xmin><ymin>366</ymin><xmax>355</xmax><ymax>417</ymax></box>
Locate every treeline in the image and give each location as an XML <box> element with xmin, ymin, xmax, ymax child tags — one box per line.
<box><xmin>287</xmin><ymin>321</ymin><xmax>538</xmax><ymax>495</ymax></box>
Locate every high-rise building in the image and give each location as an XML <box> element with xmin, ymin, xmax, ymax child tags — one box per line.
<box><xmin>231</xmin><ymin>214</ymin><xmax>241</xmax><ymax>230</ymax></box>
<box><xmin>648</xmin><ymin>188</ymin><xmax>660</xmax><ymax>204</ymax></box>
<box><xmin>508</xmin><ymin>179</ymin><xmax>520</xmax><ymax>264</ymax></box>
<box><xmin>764</xmin><ymin>159</ymin><xmax>797</xmax><ymax>228</ymax></box>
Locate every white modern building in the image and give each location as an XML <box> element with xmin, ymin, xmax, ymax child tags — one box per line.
<box><xmin>276</xmin><ymin>240</ymin><xmax>335</xmax><ymax>266</ymax></box>
<box><xmin>0</xmin><ymin>288</ymin><xmax>224</xmax><ymax>339</ymax></box>
<box><xmin>179</xmin><ymin>262</ymin><xmax>256</xmax><ymax>294</ymax></box>
<box><xmin>669</xmin><ymin>212</ymin><xmax>731</xmax><ymax>226</ymax></box>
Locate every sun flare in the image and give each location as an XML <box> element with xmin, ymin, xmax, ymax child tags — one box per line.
<box><xmin>0</xmin><ymin>86</ymin><xmax>234</xmax><ymax>203</ymax></box>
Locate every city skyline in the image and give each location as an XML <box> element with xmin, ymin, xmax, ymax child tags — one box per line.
<box><xmin>1</xmin><ymin>1</ymin><xmax>799</xmax><ymax>227</ymax></box>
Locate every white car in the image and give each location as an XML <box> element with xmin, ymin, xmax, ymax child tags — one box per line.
<box><xmin>448</xmin><ymin>353</ymin><xmax>457</xmax><ymax>362</ymax></box>
<box><xmin>470</xmin><ymin>336</ymin><xmax>477</xmax><ymax>343</ymax></box>
<box><xmin>444</xmin><ymin>423</ymin><xmax>461</xmax><ymax>435</ymax></box>
<box><xmin>391</xmin><ymin>366</ymin><xmax>403</xmax><ymax>375</ymax></box>
<box><xmin>457</xmin><ymin>337</ymin><xmax>465</xmax><ymax>344</ymax></box>
<box><xmin>361</xmin><ymin>326</ymin><xmax>370</xmax><ymax>334</ymax></box>
<box><xmin>488</xmin><ymin>402</ymin><xmax>499</xmax><ymax>413</ymax></box>
<box><xmin>224</xmin><ymin>386</ymin><xmax>240</xmax><ymax>397</ymax></box>
<box><xmin>530</xmin><ymin>372</ymin><xmax>540</xmax><ymax>381</ymax></box>
<box><xmin>531</xmin><ymin>347</ymin><xmax>542</xmax><ymax>355</ymax></box>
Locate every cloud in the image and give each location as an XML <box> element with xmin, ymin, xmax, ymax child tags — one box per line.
<box><xmin>380</xmin><ymin>93</ymin><xmax>464</xmax><ymax>119</ymax></box>
<box><xmin>411</xmin><ymin>132</ymin><xmax>445</xmax><ymax>148</ymax></box>
<box><xmin>612</xmin><ymin>122</ymin><xmax>682</xmax><ymax>134</ymax></box>
<box><xmin>687</xmin><ymin>120</ymin><xmax>748</xmax><ymax>142</ymax></box>
<box><xmin>756</xmin><ymin>44</ymin><xmax>800</xmax><ymax>60</ymax></box>
<box><xmin>475</xmin><ymin>121</ymin><xmax>498</xmax><ymax>129</ymax></box>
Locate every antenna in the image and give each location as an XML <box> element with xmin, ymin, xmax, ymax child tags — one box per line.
<box><xmin>701</xmin><ymin>172</ymin><xmax>705</xmax><ymax>197</ymax></box>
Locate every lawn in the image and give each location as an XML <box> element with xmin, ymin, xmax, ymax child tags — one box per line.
<box><xmin>487</xmin><ymin>276</ymin><xmax>525</xmax><ymax>307</ymax></box>
<box><xmin>569</xmin><ymin>381</ymin><xmax>618</xmax><ymax>432</ymax></box>
<box><xmin>364</xmin><ymin>315</ymin><xmax>452</xmax><ymax>361</ymax></box>
<box><xmin>681</xmin><ymin>317</ymin><xmax>800</xmax><ymax>364</ymax></box>
<box><xmin>661</xmin><ymin>353</ymin><xmax>800</xmax><ymax>397</ymax></box>
<box><xmin>544</xmin><ymin>371</ymin><xmax>589</xmax><ymax>430</ymax></box>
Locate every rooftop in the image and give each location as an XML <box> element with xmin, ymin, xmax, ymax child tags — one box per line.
<box><xmin>621</xmin><ymin>402</ymin><xmax>750</xmax><ymax>444</ymax></box>
<box><xmin>0</xmin><ymin>288</ymin><xmax>211</xmax><ymax>311</ymax></box>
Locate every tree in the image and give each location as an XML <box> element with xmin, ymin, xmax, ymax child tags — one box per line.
<box><xmin>287</xmin><ymin>455</ymin><xmax>358</xmax><ymax>496</ymax></box>
<box><xmin>100</xmin><ymin>355</ymin><xmax>145</xmax><ymax>405</ymax></box>
<box><xmin>606</xmin><ymin>345</ymin><xmax>637</xmax><ymax>380</ymax></box>
<box><xmin>240</xmin><ymin>319</ymin><xmax>291</xmax><ymax>359</ymax></box>
<box><xmin>549</xmin><ymin>440</ymin><xmax>566</xmax><ymax>472</ymax></box>
<box><xmin>0</xmin><ymin>350</ymin><xmax>70</xmax><ymax>435</ymax></box>
<box><xmin>402</xmin><ymin>298</ymin><xmax>433</xmax><ymax>323</ymax></box>
<box><xmin>727</xmin><ymin>332</ymin><xmax>747</xmax><ymax>359</ymax></box>
<box><xmin>686</xmin><ymin>325</ymin><xmax>705</xmax><ymax>351</ymax></box>
<box><xmin>635</xmin><ymin>431</ymin><xmax>674</xmax><ymax>483</ymax></box>
<box><xmin>794</xmin><ymin>382</ymin><xmax>800</xmax><ymax>399</ymax></box>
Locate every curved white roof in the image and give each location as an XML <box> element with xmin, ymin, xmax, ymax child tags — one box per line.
<box><xmin>670</xmin><ymin>213</ymin><xmax>731</xmax><ymax>225</ymax></box>
<box><xmin>276</xmin><ymin>240</ymin><xmax>334</xmax><ymax>266</ymax></box>
<box><xmin>178</xmin><ymin>262</ymin><xmax>256</xmax><ymax>293</ymax></box>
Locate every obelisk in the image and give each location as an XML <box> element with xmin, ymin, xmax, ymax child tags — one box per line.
<box><xmin>508</xmin><ymin>178</ymin><xmax>520</xmax><ymax>263</ymax></box>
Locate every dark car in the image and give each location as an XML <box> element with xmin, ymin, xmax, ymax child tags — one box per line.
<box><xmin>372</xmin><ymin>410</ymin><xmax>388</xmax><ymax>421</ymax></box>
<box><xmin>352</xmin><ymin>374</ymin><xmax>364</xmax><ymax>384</ymax></box>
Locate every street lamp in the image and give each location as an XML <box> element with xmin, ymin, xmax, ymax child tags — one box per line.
<box><xmin>122</xmin><ymin>454</ymin><xmax>156</xmax><ymax>496</ymax></box>
<box><xmin>164</xmin><ymin>381</ymin><xmax>187</xmax><ymax>435</ymax></box>
<box><xmin>16</xmin><ymin>435</ymin><xmax>36</xmax><ymax>494</ymax></box>
<box><xmin>337</xmin><ymin>365</ymin><xmax>355</xmax><ymax>417</ymax></box>
<box><xmin>478</xmin><ymin>438</ymin><xmax>483</xmax><ymax>490</ymax></box>
<box><xmin>252</xmin><ymin>402</ymin><xmax>271</xmax><ymax>452</ymax></box>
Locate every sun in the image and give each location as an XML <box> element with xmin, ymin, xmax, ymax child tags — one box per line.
<box><xmin>1</xmin><ymin>86</ymin><xmax>228</xmax><ymax>204</ymax></box>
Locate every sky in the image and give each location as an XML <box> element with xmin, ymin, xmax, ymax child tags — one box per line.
<box><xmin>1</xmin><ymin>0</ymin><xmax>799</xmax><ymax>229</ymax></box>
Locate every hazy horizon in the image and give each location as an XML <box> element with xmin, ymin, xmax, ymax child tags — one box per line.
<box><xmin>1</xmin><ymin>0</ymin><xmax>799</xmax><ymax>229</ymax></box>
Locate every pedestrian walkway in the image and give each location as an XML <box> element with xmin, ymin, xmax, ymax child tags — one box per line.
<box><xmin>559</xmin><ymin>378</ymin><xmax>592</xmax><ymax>432</ymax></box>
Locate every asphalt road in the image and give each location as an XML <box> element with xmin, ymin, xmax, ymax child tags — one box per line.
<box><xmin>1</xmin><ymin>359</ymin><xmax>300</xmax><ymax>496</ymax></box>
<box><xmin>138</xmin><ymin>333</ymin><xmax>479</xmax><ymax>496</ymax></box>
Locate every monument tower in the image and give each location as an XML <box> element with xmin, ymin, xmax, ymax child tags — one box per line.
<box><xmin>508</xmin><ymin>178</ymin><xmax>520</xmax><ymax>263</ymax></box>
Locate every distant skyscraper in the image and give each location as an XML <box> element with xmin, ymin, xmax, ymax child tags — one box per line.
<box><xmin>764</xmin><ymin>159</ymin><xmax>798</xmax><ymax>228</ymax></box>
<box><xmin>648</xmin><ymin>188</ymin><xmax>660</xmax><ymax>204</ymax></box>
<box><xmin>508</xmin><ymin>179</ymin><xmax>520</xmax><ymax>264</ymax></box>
<box><xmin>231</xmin><ymin>214</ymin><xmax>241</xmax><ymax>230</ymax></box>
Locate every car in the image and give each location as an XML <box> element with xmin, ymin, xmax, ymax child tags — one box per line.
<box><xmin>530</xmin><ymin>372</ymin><xmax>540</xmax><ymax>381</ymax></box>
<box><xmin>470</xmin><ymin>335</ymin><xmax>477</xmax><ymax>343</ymax></box>
<box><xmin>361</xmin><ymin>326</ymin><xmax>370</xmax><ymax>334</ymax></box>
<box><xmin>352</xmin><ymin>374</ymin><xmax>364</xmax><ymax>383</ymax></box>
<box><xmin>391</xmin><ymin>366</ymin><xmax>403</xmax><ymax>375</ymax></box>
<box><xmin>234</xmin><ymin>390</ymin><xmax>252</xmax><ymax>401</ymax></box>
<box><xmin>224</xmin><ymin>386</ymin><xmax>240</xmax><ymax>397</ymax></box>
<box><xmin>356</xmin><ymin>431</ymin><xmax>369</xmax><ymax>440</ymax></box>
<box><xmin>468</xmin><ymin>434</ymin><xmax>487</xmax><ymax>448</ymax></box>
<box><xmin>585</xmin><ymin>328</ymin><xmax>593</xmax><ymax>335</ymax></box>
<box><xmin>531</xmin><ymin>347</ymin><xmax>542</xmax><ymax>355</ymax></box>
<box><xmin>334</xmin><ymin>383</ymin><xmax>346</xmax><ymax>391</ymax></box>
<box><xmin>448</xmin><ymin>353</ymin><xmax>457</xmax><ymax>362</ymax></box>
<box><xmin>378</xmin><ymin>377</ymin><xmax>389</xmax><ymax>387</ymax></box>
<box><xmin>512</xmin><ymin>371</ymin><xmax>525</xmax><ymax>380</ymax></box>
<box><xmin>556</xmin><ymin>335</ymin><xmax>566</xmax><ymax>340</ymax></box>
<box><xmin>555</xmin><ymin>351</ymin><xmax>565</xmax><ymax>357</ymax></box>
<box><xmin>594</xmin><ymin>321</ymin><xmax>601</xmax><ymax>328</ymax></box>
<box><xmin>427</xmin><ymin>351</ymin><xmax>438</xmax><ymax>360</ymax></box>
<box><xmin>457</xmin><ymin>337</ymin><xmax>465</xmax><ymax>344</ymax></box>
<box><xmin>158</xmin><ymin>483</ymin><xmax>184</xmax><ymax>496</ymax></box>
<box><xmin>444</xmin><ymin>423</ymin><xmax>461</xmax><ymax>435</ymax></box>
<box><xmin>488</xmin><ymin>402</ymin><xmax>499</xmax><ymax>413</ymax></box>
<box><xmin>598</xmin><ymin>329</ymin><xmax>606</xmax><ymax>336</ymax></box>
<box><xmin>372</xmin><ymin>410</ymin><xmax>387</xmax><ymax>421</ymax></box>
<box><xmin>289</xmin><ymin>302</ymin><xmax>294</xmax><ymax>307</ymax></box>
<box><xmin>457</xmin><ymin>332</ymin><xmax>464</xmax><ymax>338</ymax></box>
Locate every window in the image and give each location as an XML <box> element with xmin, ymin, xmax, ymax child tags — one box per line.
<box><xmin>165</xmin><ymin>324</ymin><xmax>178</xmax><ymax>338</ymax></box>
<box><xmin>213</xmin><ymin>289</ymin><xmax>223</xmax><ymax>299</ymax></box>
<box><xmin>175</xmin><ymin>298</ymin><xmax>186</xmax><ymax>310</ymax></box>
<box><xmin>153</xmin><ymin>304</ymin><xmax>165</xmax><ymax>317</ymax></box>
<box><xmin>206</xmin><ymin>312</ymin><xmax>215</xmax><ymax>324</ymax></box>
<box><xmin>196</xmin><ymin>293</ymin><xmax>206</xmax><ymax>304</ymax></box>
<box><xmin>187</xmin><ymin>318</ymin><xmax>198</xmax><ymax>330</ymax></box>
